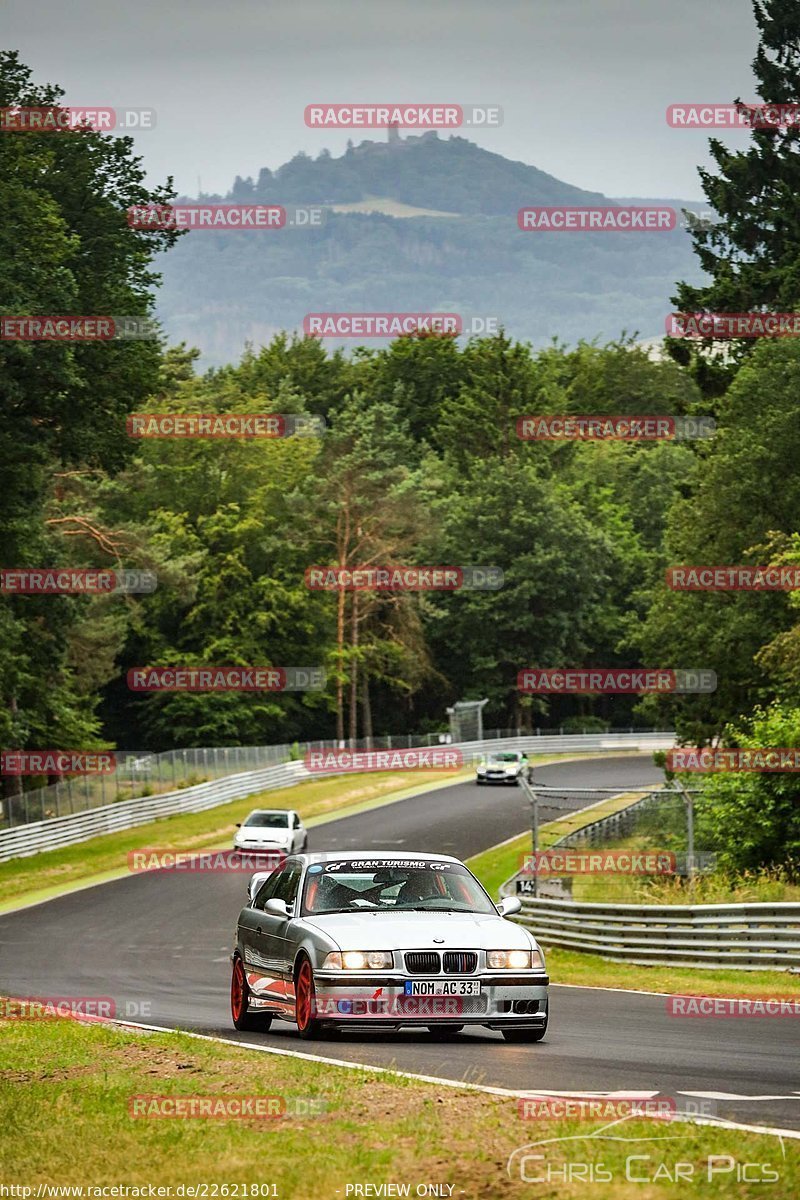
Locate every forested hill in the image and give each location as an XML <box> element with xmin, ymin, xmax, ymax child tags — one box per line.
<box><xmin>157</xmin><ymin>134</ymin><xmax>706</xmax><ymax>368</ymax></box>
<box><xmin>219</xmin><ymin>132</ymin><xmax>610</xmax><ymax>214</ymax></box>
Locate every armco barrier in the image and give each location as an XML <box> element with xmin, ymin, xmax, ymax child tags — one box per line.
<box><xmin>0</xmin><ymin>732</ymin><xmax>673</xmax><ymax>861</ymax></box>
<box><xmin>501</xmin><ymin>889</ymin><xmax>800</xmax><ymax>971</ymax></box>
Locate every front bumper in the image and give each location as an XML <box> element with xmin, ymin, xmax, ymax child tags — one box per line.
<box><xmin>233</xmin><ymin>843</ymin><xmax>289</xmax><ymax>854</ymax></box>
<box><xmin>308</xmin><ymin>972</ymin><xmax>549</xmax><ymax>1026</ymax></box>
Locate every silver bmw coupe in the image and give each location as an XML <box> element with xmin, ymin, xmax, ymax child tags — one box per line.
<box><xmin>230</xmin><ymin>851</ymin><xmax>549</xmax><ymax>1041</ymax></box>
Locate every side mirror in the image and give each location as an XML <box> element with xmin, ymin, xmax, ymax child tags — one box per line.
<box><xmin>235</xmin><ymin>823</ymin><xmax>241</xmax><ymax>828</ymax></box>
<box><xmin>265</xmin><ymin>898</ymin><xmax>290</xmax><ymax>917</ymax></box>
<box><xmin>497</xmin><ymin>896</ymin><xmax>522</xmax><ymax>917</ymax></box>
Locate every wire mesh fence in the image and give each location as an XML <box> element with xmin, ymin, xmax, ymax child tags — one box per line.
<box><xmin>515</xmin><ymin>782</ymin><xmax>714</xmax><ymax>901</ymax></box>
<box><xmin>0</xmin><ymin>725</ymin><xmax>672</xmax><ymax>829</ymax></box>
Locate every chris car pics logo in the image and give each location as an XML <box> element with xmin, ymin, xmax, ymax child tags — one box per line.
<box><xmin>507</xmin><ymin>1121</ymin><xmax>781</xmax><ymax>1185</ymax></box>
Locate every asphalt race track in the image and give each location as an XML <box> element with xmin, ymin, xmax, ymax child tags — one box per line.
<box><xmin>2</xmin><ymin>755</ymin><xmax>799</xmax><ymax>1134</ymax></box>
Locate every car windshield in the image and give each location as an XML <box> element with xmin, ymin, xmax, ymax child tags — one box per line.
<box><xmin>244</xmin><ymin>813</ymin><xmax>289</xmax><ymax>828</ymax></box>
<box><xmin>301</xmin><ymin>860</ymin><xmax>496</xmax><ymax>915</ymax></box>
<box><xmin>487</xmin><ymin>753</ymin><xmax>519</xmax><ymax>763</ymax></box>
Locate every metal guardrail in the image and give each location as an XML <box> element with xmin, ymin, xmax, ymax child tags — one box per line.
<box><xmin>0</xmin><ymin>731</ymin><xmax>673</xmax><ymax>862</ymax></box>
<box><xmin>502</xmin><ymin>892</ymin><xmax>800</xmax><ymax>970</ymax></box>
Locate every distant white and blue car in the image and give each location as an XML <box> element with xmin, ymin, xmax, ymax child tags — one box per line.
<box><xmin>231</xmin><ymin>851</ymin><xmax>549</xmax><ymax>1042</ymax></box>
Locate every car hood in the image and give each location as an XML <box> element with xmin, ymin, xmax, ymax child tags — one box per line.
<box><xmin>301</xmin><ymin>910</ymin><xmax>535</xmax><ymax>951</ymax></box>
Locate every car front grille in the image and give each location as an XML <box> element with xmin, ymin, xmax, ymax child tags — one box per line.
<box><xmin>443</xmin><ymin>951</ymin><xmax>477</xmax><ymax>974</ymax></box>
<box><xmin>404</xmin><ymin>951</ymin><xmax>479</xmax><ymax>974</ymax></box>
<box><xmin>404</xmin><ymin>951</ymin><xmax>440</xmax><ymax>974</ymax></box>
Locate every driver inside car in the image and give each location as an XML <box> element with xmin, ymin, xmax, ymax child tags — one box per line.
<box><xmin>396</xmin><ymin>870</ymin><xmax>446</xmax><ymax>905</ymax></box>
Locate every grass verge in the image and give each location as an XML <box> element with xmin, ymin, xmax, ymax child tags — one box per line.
<box><xmin>0</xmin><ymin>1015</ymin><xmax>796</xmax><ymax>1198</ymax></box>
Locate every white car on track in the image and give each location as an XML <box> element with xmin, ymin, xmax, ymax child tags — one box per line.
<box><xmin>475</xmin><ymin>750</ymin><xmax>529</xmax><ymax>785</ymax></box>
<box><xmin>233</xmin><ymin>808</ymin><xmax>308</xmax><ymax>856</ymax></box>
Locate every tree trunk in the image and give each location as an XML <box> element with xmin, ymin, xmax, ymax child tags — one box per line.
<box><xmin>348</xmin><ymin>592</ymin><xmax>359</xmax><ymax>742</ymax></box>
<box><xmin>361</xmin><ymin>671</ymin><xmax>373</xmax><ymax>746</ymax></box>
<box><xmin>335</xmin><ymin>586</ymin><xmax>345</xmax><ymax>742</ymax></box>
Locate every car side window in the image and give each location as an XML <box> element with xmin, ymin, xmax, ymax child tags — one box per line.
<box><xmin>272</xmin><ymin>863</ymin><xmax>302</xmax><ymax>908</ymax></box>
<box><xmin>254</xmin><ymin>866</ymin><xmax>286</xmax><ymax>909</ymax></box>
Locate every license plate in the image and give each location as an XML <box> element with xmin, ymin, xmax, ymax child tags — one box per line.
<box><xmin>404</xmin><ymin>980</ymin><xmax>481</xmax><ymax>996</ymax></box>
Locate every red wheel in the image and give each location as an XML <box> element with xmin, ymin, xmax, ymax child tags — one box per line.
<box><xmin>230</xmin><ymin>956</ymin><xmax>272</xmax><ymax>1032</ymax></box>
<box><xmin>295</xmin><ymin>957</ymin><xmax>323</xmax><ymax>1039</ymax></box>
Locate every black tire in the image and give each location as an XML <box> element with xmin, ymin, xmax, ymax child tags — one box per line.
<box><xmin>427</xmin><ymin>1025</ymin><xmax>464</xmax><ymax>1037</ymax></box>
<box><xmin>295</xmin><ymin>956</ymin><xmax>325</xmax><ymax>1039</ymax></box>
<box><xmin>230</xmin><ymin>956</ymin><xmax>273</xmax><ymax>1032</ymax></box>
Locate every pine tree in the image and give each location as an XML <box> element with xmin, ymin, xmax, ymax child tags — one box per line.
<box><xmin>669</xmin><ymin>1</ymin><xmax>800</xmax><ymax>395</ymax></box>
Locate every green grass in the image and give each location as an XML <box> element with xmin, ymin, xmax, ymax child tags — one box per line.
<box><xmin>0</xmin><ymin>1014</ymin><xmax>796</xmax><ymax>1198</ymax></box>
<box><xmin>571</xmin><ymin>840</ymin><xmax>800</xmax><ymax>905</ymax></box>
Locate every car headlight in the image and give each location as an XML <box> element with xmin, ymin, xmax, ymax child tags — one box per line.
<box><xmin>321</xmin><ymin>951</ymin><xmax>394</xmax><ymax>970</ymax></box>
<box><xmin>487</xmin><ymin>949</ymin><xmax>543</xmax><ymax>969</ymax></box>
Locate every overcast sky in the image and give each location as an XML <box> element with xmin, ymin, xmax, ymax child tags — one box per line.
<box><xmin>5</xmin><ymin>0</ymin><xmax>760</xmax><ymax>199</ymax></box>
